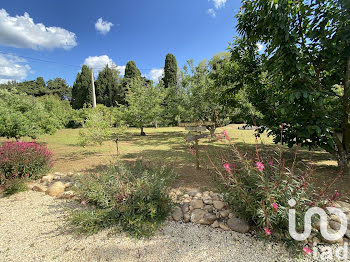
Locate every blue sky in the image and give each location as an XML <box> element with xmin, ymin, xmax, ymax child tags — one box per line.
<box><xmin>0</xmin><ymin>0</ymin><xmax>241</xmax><ymax>85</ymax></box>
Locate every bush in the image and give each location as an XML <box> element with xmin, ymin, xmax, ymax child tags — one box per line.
<box><xmin>70</xmin><ymin>161</ymin><xmax>175</xmax><ymax>238</ymax></box>
<box><xmin>206</xmin><ymin>129</ymin><xmax>343</xmax><ymax>249</ymax></box>
<box><xmin>3</xmin><ymin>178</ymin><xmax>28</xmax><ymax>196</ymax></box>
<box><xmin>0</xmin><ymin>141</ymin><xmax>53</xmax><ymax>184</ymax></box>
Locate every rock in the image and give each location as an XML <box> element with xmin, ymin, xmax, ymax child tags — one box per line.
<box><xmin>228</xmin><ymin>212</ymin><xmax>234</xmax><ymax>219</ymax></box>
<box><xmin>64</xmin><ymin>182</ymin><xmax>74</xmax><ymax>189</ymax></box>
<box><xmin>337</xmin><ymin>201</ymin><xmax>350</xmax><ymax>211</ymax></box>
<box><xmin>183</xmin><ymin>194</ymin><xmax>190</xmax><ymax>199</ymax></box>
<box><xmin>203</xmin><ymin>205</ymin><xmax>214</xmax><ymax>213</ymax></box>
<box><xmin>67</xmin><ymin>172</ymin><xmax>74</xmax><ymax>177</ymax></box>
<box><xmin>220</xmin><ymin>210</ymin><xmax>230</xmax><ymax>218</ymax></box>
<box><xmin>329</xmin><ymin>214</ymin><xmax>342</xmax><ymax>224</ymax></box>
<box><xmin>46</xmin><ymin>181</ymin><xmax>65</xmax><ymax>197</ymax></box>
<box><xmin>188</xmin><ymin>191</ymin><xmax>198</xmax><ymax>197</ymax></box>
<box><xmin>41</xmin><ymin>174</ymin><xmax>54</xmax><ymax>184</ymax></box>
<box><xmin>211</xmin><ymin>220</ymin><xmax>219</xmax><ymax>228</ymax></box>
<box><xmin>182</xmin><ymin>202</ymin><xmax>189</xmax><ymax>214</ymax></box>
<box><xmin>227</xmin><ymin>217</ymin><xmax>250</xmax><ymax>233</ymax></box>
<box><xmin>190</xmin><ymin>209</ymin><xmax>216</xmax><ymax>225</ymax></box>
<box><xmin>184</xmin><ymin>213</ymin><xmax>190</xmax><ymax>223</ymax></box>
<box><xmin>219</xmin><ymin>222</ymin><xmax>230</xmax><ymax>231</ymax></box>
<box><xmin>203</xmin><ymin>198</ymin><xmax>213</xmax><ymax>205</ymax></box>
<box><xmin>172</xmin><ymin>207</ymin><xmax>183</xmax><ymax>221</ymax></box>
<box><xmin>26</xmin><ymin>183</ymin><xmax>36</xmax><ymax>190</ymax></box>
<box><xmin>190</xmin><ymin>199</ymin><xmax>204</xmax><ymax>209</ymax></box>
<box><xmin>195</xmin><ymin>192</ymin><xmax>202</xmax><ymax>198</ymax></box>
<box><xmin>313</xmin><ymin>221</ymin><xmax>321</xmax><ymax>231</ymax></box>
<box><xmin>211</xmin><ymin>193</ymin><xmax>220</xmax><ymax>201</ymax></box>
<box><xmin>329</xmin><ymin>220</ymin><xmax>341</xmax><ymax>231</ymax></box>
<box><xmin>213</xmin><ymin>201</ymin><xmax>227</xmax><ymax>210</ymax></box>
<box><xmin>57</xmin><ymin>191</ymin><xmax>76</xmax><ymax>199</ymax></box>
<box><xmin>32</xmin><ymin>184</ymin><xmax>48</xmax><ymax>192</ymax></box>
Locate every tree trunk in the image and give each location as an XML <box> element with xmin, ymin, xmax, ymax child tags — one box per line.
<box><xmin>336</xmin><ymin>151</ymin><xmax>349</xmax><ymax>174</ymax></box>
<box><xmin>140</xmin><ymin>126</ymin><xmax>146</xmax><ymax>136</ymax></box>
<box><xmin>208</xmin><ymin>127</ymin><xmax>216</xmax><ymax>138</ymax></box>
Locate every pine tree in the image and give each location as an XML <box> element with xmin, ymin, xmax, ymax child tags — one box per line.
<box><xmin>95</xmin><ymin>65</ymin><xmax>120</xmax><ymax>107</ymax></box>
<box><xmin>71</xmin><ymin>65</ymin><xmax>92</xmax><ymax>109</ymax></box>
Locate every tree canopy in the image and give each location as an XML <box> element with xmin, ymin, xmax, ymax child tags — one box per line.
<box><xmin>71</xmin><ymin>65</ymin><xmax>93</xmax><ymax>109</ymax></box>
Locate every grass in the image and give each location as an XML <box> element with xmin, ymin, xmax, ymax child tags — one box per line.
<box><xmin>1</xmin><ymin>124</ymin><xmax>348</xmax><ymax>194</ymax></box>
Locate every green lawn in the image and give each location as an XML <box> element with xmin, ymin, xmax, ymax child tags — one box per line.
<box><xmin>2</xmin><ymin>124</ymin><xmax>347</xmax><ymax>193</ymax></box>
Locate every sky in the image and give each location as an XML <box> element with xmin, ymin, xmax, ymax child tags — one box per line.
<box><xmin>0</xmin><ymin>0</ymin><xmax>242</xmax><ymax>85</ymax></box>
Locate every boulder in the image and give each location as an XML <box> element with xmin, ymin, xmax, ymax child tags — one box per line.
<box><xmin>41</xmin><ymin>174</ymin><xmax>54</xmax><ymax>184</ymax></box>
<box><xmin>213</xmin><ymin>201</ymin><xmax>227</xmax><ymax>210</ymax></box>
<box><xmin>182</xmin><ymin>202</ymin><xmax>189</xmax><ymax>214</ymax></box>
<box><xmin>190</xmin><ymin>209</ymin><xmax>216</xmax><ymax>225</ymax></box>
<box><xmin>190</xmin><ymin>199</ymin><xmax>204</xmax><ymax>209</ymax></box>
<box><xmin>32</xmin><ymin>184</ymin><xmax>48</xmax><ymax>192</ymax></box>
<box><xmin>57</xmin><ymin>191</ymin><xmax>76</xmax><ymax>199</ymax></box>
<box><xmin>46</xmin><ymin>181</ymin><xmax>65</xmax><ymax>197</ymax></box>
<box><xmin>203</xmin><ymin>205</ymin><xmax>214</xmax><ymax>213</ymax></box>
<box><xmin>172</xmin><ymin>207</ymin><xmax>183</xmax><ymax>221</ymax></box>
<box><xmin>184</xmin><ymin>213</ymin><xmax>190</xmax><ymax>223</ymax></box>
<box><xmin>220</xmin><ymin>210</ymin><xmax>230</xmax><ymax>218</ymax></box>
<box><xmin>227</xmin><ymin>217</ymin><xmax>250</xmax><ymax>233</ymax></box>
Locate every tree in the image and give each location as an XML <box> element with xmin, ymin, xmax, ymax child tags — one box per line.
<box><xmin>163</xmin><ymin>53</ymin><xmax>178</xmax><ymax>89</ymax></box>
<box><xmin>0</xmin><ymin>90</ymin><xmax>60</xmax><ymax>139</ymax></box>
<box><xmin>124</xmin><ymin>61</ymin><xmax>141</xmax><ymax>79</ymax></box>
<box><xmin>71</xmin><ymin>65</ymin><xmax>93</xmax><ymax>109</ymax></box>
<box><xmin>46</xmin><ymin>78</ymin><xmax>71</xmax><ymax>99</ymax></box>
<box><xmin>94</xmin><ymin>65</ymin><xmax>121</xmax><ymax>107</ymax></box>
<box><xmin>229</xmin><ymin>0</ymin><xmax>350</xmax><ymax>171</ymax></box>
<box><xmin>124</xmin><ymin>77</ymin><xmax>163</xmax><ymax>136</ymax></box>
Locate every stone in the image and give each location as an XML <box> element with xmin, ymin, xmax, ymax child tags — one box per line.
<box><xmin>329</xmin><ymin>214</ymin><xmax>342</xmax><ymax>224</ymax></box>
<box><xmin>228</xmin><ymin>212</ymin><xmax>234</xmax><ymax>219</ymax></box>
<box><xmin>184</xmin><ymin>213</ymin><xmax>190</xmax><ymax>223</ymax></box>
<box><xmin>32</xmin><ymin>184</ymin><xmax>48</xmax><ymax>192</ymax></box>
<box><xmin>57</xmin><ymin>191</ymin><xmax>76</xmax><ymax>199</ymax></box>
<box><xmin>213</xmin><ymin>201</ymin><xmax>227</xmax><ymax>210</ymax></box>
<box><xmin>220</xmin><ymin>210</ymin><xmax>230</xmax><ymax>218</ymax></box>
<box><xmin>211</xmin><ymin>193</ymin><xmax>220</xmax><ymax>201</ymax></box>
<box><xmin>172</xmin><ymin>207</ymin><xmax>183</xmax><ymax>221</ymax></box>
<box><xmin>41</xmin><ymin>174</ymin><xmax>54</xmax><ymax>184</ymax></box>
<box><xmin>26</xmin><ymin>183</ymin><xmax>36</xmax><ymax>190</ymax></box>
<box><xmin>190</xmin><ymin>199</ymin><xmax>204</xmax><ymax>209</ymax></box>
<box><xmin>227</xmin><ymin>217</ymin><xmax>250</xmax><ymax>233</ymax></box>
<box><xmin>203</xmin><ymin>205</ymin><xmax>214</xmax><ymax>213</ymax></box>
<box><xmin>67</xmin><ymin>172</ymin><xmax>74</xmax><ymax>177</ymax></box>
<box><xmin>203</xmin><ymin>198</ymin><xmax>213</xmax><ymax>205</ymax></box>
<box><xmin>337</xmin><ymin>201</ymin><xmax>350</xmax><ymax>211</ymax></box>
<box><xmin>182</xmin><ymin>202</ymin><xmax>189</xmax><ymax>214</ymax></box>
<box><xmin>211</xmin><ymin>220</ymin><xmax>219</xmax><ymax>228</ymax></box>
<box><xmin>46</xmin><ymin>181</ymin><xmax>65</xmax><ymax>197</ymax></box>
<box><xmin>64</xmin><ymin>182</ymin><xmax>74</xmax><ymax>189</ymax></box>
<box><xmin>183</xmin><ymin>194</ymin><xmax>190</xmax><ymax>198</ymax></box>
<box><xmin>195</xmin><ymin>192</ymin><xmax>202</xmax><ymax>198</ymax></box>
<box><xmin>191</xmin><ymin>209</ymin><xmax>216</xmax><ymax>225</ymax></box>
<box><xmin>329</xmin><ymin>220</ymin><xmax>341</xmax><ymax>231</ymax></box>
<box><xmin>219</xmin><ymin>222</ymin><xmax>230</xmax><ymax>231</ymax></box>
<box><xmin>188</xmin><ymin>191</ymin><xmax>198</xmax><ymax>197</ymax></box>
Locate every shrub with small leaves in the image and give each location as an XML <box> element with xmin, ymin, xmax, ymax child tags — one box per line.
<box><xmin>0</xmin><ymin>141</ymin><xmax>53</xmax><ymax>185</ymax></box>
<box><xmin>3</xmin><ymin>178</ymin><xmax>28</xmax><ymax>196</ymax></box>
<box><xmin>70</xmin><ymin>161</ymin><xmax>175</xmax><ymax>238</ymax></box>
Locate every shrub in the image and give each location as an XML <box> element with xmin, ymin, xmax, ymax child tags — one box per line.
<box><xmin>0</xmin><ymin>141</ymin><xmax>53</xmax><ymax>184</ymax></box>
<box><xmin>3</xmin><ymin>178</ymin><xmax>28</xmax><ymax>196</ymax></box>
<box><xmin>206</xmin><ymin>128</ymin><xmax>344</xmax><ymax>250</ymax></box>
<box><xmin>70</xmin><ymin>161</ymin><xmax>175</xmax><ymax>238</ymax></box>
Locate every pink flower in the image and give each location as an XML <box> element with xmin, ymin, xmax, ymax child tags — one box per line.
<box><xmin>309</xmin><ymin>202</ymin><xmax>315</xmax><ymax>207</ymax></box>
<box><xmin>224</xmin><ymin>163</ymin><xmax>231</xmax><ymax>174</ymax></box>
<box><xmin>303</xmin><ymin>247</ymin><xmax>312</xmax><ymax>255</ymax></box>
<box><xmin>272</xmin><ymin>202</ymin><xmax>278</xmax><ymax>212</ymax></box>
<box><xmin>268</xmin><ymin>160</ymin><xmax>274</xmax><ymax>165</ymax></box>
<box><xmin>216</xmin><ymin>134</ymin><xmax>222</xmax><ymax>140</ymax></box>
<box><xmin>189</xmin><ymin>148</ymin><xmax>195</xmax><ymax>155</ymax></box>
<box><xmin>81</xmin><ymin>200</ymin><xmax>86</xmax><ymax>205</ymax></box>
<box><xmin>222</xmin><ymin>130</ymin><xmax>230</xmax><ymax>141</ymax></box>
<box><xmin>264</xmin><ymin>227</ymin><xmax>271</xmax><ymax>236</ymax></box>
<box><xmin>256</xmin><ymin>162</ymin><xmax>265</xmax><ymax>172</ymax></box>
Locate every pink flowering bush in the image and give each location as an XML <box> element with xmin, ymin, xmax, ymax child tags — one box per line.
<box><xmin>206</xmin><ymin>126</ymin><xmax>345</xmax><ymax>249</ymax></box>
<box><xmin>0</xmin><ymin>141</ymin><xmax>53</xmax><ymax>184</ymax></box>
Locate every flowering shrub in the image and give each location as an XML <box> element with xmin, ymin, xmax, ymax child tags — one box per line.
<box><xmin>69</xmin><ymin>161</ymin><xmax>175</xmax><ymax>238</ymax></box>
<box><xmin>0</xmin><ymin>141</ymin><xmax>53</xmax><ymax>184</ymax></box>
<box><xmin>206</xmin><ymin>128</ymin><xmax>344</xmax><ymax>247</ymax></box>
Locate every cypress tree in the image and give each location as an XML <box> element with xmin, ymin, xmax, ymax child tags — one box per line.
<box><xmin>71</xmin><ymin>65</ymin><xmax>92</xmax><ymax>109</ymax></box>
<box><xmin>163</xmin><ymin>53</ymin><xmax>178</xmax><ymax>88</ymax></box>
<box><xmin>124</xmin><ymin>61</ymin><xmax>141</xmax><ymax>79</ymax></box>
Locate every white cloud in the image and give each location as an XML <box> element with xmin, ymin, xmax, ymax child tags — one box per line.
<box><xmin>83</xmin><ymin>55</ymin><xmax>125</xmax><ymax>75</ymax></box>
<box><xmin>95</xmin><ymin>18</ymin><xmax>113</xmax><ymax>35</ymax></box>
<box><xmin>257</xmin><ymin>43</ymin><xmax>264</xmax><ymax>51</ymax></box>
<box><xmin>207</xmin><ymin>9</ymin><xmax>216</xmax><ymax>18</ymax></box>
<box><xmin>0</xmin><ymin>53</ymin><xmax>31</xmax><ymax>83</ymax></box>
<box><xmin>0</xmin><ymin>9</ymin><xmax>77</xmax><ymax>50</ymax></box>
<box><xmin>148</xmin><ymin>68</ymin><xmax>164</xmax><ymax>82</ymax></box>
<box><xmin>212</xmin><ymin>0</ymin><xmax>227</xmax><ymax>9</ymax></box>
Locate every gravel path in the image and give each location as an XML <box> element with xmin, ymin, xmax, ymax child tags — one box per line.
<box><xmin>0</xmin><ymin>191</ymin><xmax>317</xmax><ymax>262</ymax></box>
